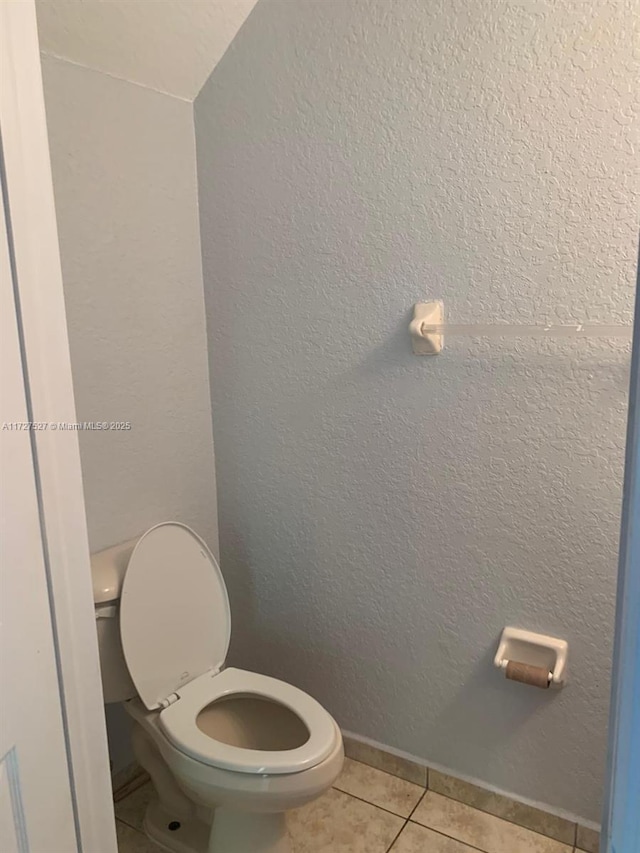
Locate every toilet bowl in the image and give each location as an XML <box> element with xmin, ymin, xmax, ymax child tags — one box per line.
<box><xmin>92</xmin><ymin>522</ymin><xmax>343</xmax><ymax>853</ymax></box>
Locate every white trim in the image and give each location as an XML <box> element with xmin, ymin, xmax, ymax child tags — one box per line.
<box><xmin>0</xmin><ymin>3</ymin><xmax>116</xmax><ymax>851</ymax></box>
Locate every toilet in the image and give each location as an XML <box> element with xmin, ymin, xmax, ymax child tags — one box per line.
<box><xmin>92</xmin><ymin>522</ymin><xmax>343</xmax><ymax>853</ymax></box>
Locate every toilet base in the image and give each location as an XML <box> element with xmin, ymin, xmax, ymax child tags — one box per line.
<box><xmin>143</xmin><ymin>798</ymin><xmax>291</xmax><ymax>853</ymax></box>
<box><xmin>144</xmin><ymin>799</ymin><xmax>210</xmax><ymax>853</ymax></box>
<box><xmin>208</xmin><ymin>808</ymin><xmax>290</xmax><ymax>853</ymax></box>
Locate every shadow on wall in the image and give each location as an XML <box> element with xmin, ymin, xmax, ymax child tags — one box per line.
<box><xmin>105</xmin><ymin>703</ymin><xmax>134</xmax><ymax>778</ymax></box>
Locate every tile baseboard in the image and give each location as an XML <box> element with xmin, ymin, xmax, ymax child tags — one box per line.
<box><xmin>341</xmin><ymin>731</ymin><xmax>600</xmax><ymax>850</ymax></box>
<box><xmin>112</xmin><ymin>762</ymin><xmax>150</xmax><ymax>803</ymax></box>
<box><xmin>342</xmin><ymin>734</ymin><xmax>427</xmax><ymax>787</ymax></box>
<box><xmin>428</xmin><ymin>768</ymin><xmax>575</xmax><ymax>846</ymax></box>
<box><xmin>576</xmin><ymin>824</ymin><xmax>601</xmax><ymax>853</ymax></box>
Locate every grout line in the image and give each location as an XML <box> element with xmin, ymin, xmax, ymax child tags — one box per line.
<box><xmin>331</xmin><ymin>785</ymin><xmax>420</xmax><ymax>821</ymax></box>
<box><xmin>113</xmin><ymin>785</ymin><xmax>150</xmax><ymax>833</ymax></box>
<box><xmin>113</xmin><ymin>771</ymin><xmax>150</xmax><ymax>803</ymax></box>
<box><xmin>117</xmin><ymin>813</ymin><xmax>146</xmax><ymax>833</ymax></box>
<box><xmin>343</xmin><ymin>756</ymin><xmax>427</xmax><ymax>791</ymax></box>
<box><xmin>385</xmin><ymin>818</ymin><xmax>409</xmax><ymax>852</ymax></box>
<box><xmin>114</xmin><ymin>788</ymin><xmax>151</xmax><ymax>833</ymax></box>
<box><xmin>115</xmin><ymin>817</ymin><xmax>149</xmax><ymax>839</ymax></box>
<box><xmin>406</xmin><ymin>820</ymin><xmax>494</xmax><ymax>853</ymax></box>
<box><xmin>406</xmin><ymin>789</ymin><xmax>426</xmax><ymax>822</ymax></box>
<box><xmin>431</xmin><ymin>788</ymin><xmax>577</xmax><ymax>845</ymax></box>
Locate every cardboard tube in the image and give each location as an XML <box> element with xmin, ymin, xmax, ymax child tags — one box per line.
<box><xmin>505</xmin><ymin>660</ymin><xmax>551</xmax><ymax>688</ymax></box>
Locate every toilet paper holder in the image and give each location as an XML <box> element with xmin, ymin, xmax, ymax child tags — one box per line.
<box><xmin>494</xmin><ymin>627</ymin><xmax>568</xmax><ymax>689</ymax></box>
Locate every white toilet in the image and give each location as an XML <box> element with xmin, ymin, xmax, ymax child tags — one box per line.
<box><xmin>92</xmin><ymin>522</ymin><xmax>343</xmax><ymax>853</ymax></box>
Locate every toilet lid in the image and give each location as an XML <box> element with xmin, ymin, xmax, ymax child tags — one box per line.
<box><xmin>119</xmin><ymin>523</ymin><xmax>231</xmax><ymax>710</ymax></box>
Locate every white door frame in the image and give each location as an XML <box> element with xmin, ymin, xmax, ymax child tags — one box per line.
<box><xmin>0</xmin><ymin>2</ymin><xmax>116</xmax><ymax>850</ymax></box>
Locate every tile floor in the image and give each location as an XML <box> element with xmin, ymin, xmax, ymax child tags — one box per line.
<box><xmin>115</xmin><ymin>758</ymin><xmax>592</xmax><ymax>852</ymax></box>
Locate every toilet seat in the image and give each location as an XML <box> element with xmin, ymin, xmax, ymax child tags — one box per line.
<box><xmin>119</xmin><ymin>523</ymin><xmax>339</xmax><ymax>777</ymax></box>
<box><xmin>120</xmin><ymin>523</ymin><xmax>231</xmax><ymax>711</ymax></box>
<box><xmin>158</xmin><ymin>667</ymin><xmax>338</xmax><ymax>775</ymax></box>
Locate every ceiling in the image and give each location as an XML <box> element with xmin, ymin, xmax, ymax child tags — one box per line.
<box><xmin>36</xmin><ymin>0</ymin><xmax>259</xmax><ymax>101</ymax></box>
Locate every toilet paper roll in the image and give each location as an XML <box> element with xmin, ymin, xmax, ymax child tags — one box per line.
<box><xmin>505</xmin><ymin>660</ymin><xmax>551</xmax><ymax>689</ymax></box>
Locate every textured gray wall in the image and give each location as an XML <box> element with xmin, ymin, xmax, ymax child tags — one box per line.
<box><xmin>42</xmin><ymin>56</ymin><xmax>219</xmax><ymax>775</ymax></box>
<box><xmin>195</xmin><ymin>0</ymin><xmax>638</xmax><ymax>821</ymax></box>
<box><xmin>42</xmin><ymin>55</ymin><xmax>218</xmax><ymax>558</ymax></box>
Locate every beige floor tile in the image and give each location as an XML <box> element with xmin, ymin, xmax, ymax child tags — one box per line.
<box><xmin>115</xmin><ymin>782</ymin><xmax>154</xmax><ymax>832</ymax></box>
<box><xmin>116</xmin><ymin>819</ymin><xmax>164</xmax><ymax>852</ymax></box>
<box><xmin>343</xmin><ymin>736</ymin><xmax>427</xmax><ymax>786</ymax></box>
<box><xmin>390</xmin><ymin>821</ymin><xmax>478</xmax><ymax>852</ymax></box>
<box><xmin>113</xmin><ymin>766</ymin><xmax>149</xmax><ymax>801</ymax></box>
<box><xmin>429</xmin><ymin>770</ymin><xmax>575</xmax><ymax>845</ymax></box>
<box><xmin>576</xmin><ymin>825</ymin><xmax>600</xmax><ymax>853</ymax></box>
<box><xmin>334</xmin><ymin>758</ymin><xmax>424</xmax><ymax>817</ymax></box>
<box><xmin>412</xmin><ymin>792</ymin><xmax>573</xmax><ymax>853</ymax></box>
<box><xmin>288</xmin><ymin>787</ymin><xmax>404</xmax><ymax>853</ymax></box>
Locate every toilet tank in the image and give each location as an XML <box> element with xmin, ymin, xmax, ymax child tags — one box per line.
<box><xmin>91</xmin><ymin>537</ymin><xmax>139</xmax><ymax>703</ymax></box>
